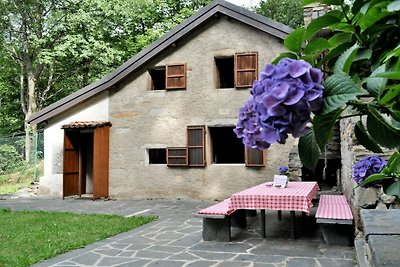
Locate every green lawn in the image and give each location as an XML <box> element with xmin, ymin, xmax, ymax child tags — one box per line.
<box><xmin>0</xmin><ymin>161</ymin><xmax>43</xmax><ymax>195</ymax></box>
<box><xmin>0</xmin><ymin>208</ymin><xmax>156</xmax><ymax>267</ymax></box>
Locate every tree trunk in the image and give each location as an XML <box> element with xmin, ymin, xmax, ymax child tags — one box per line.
<box><xmin>24</xmin><ymin>71</ymin><xmax>38</xmax><ymax>163</ymax></box>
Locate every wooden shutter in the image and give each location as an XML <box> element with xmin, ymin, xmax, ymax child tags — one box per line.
<box><xmin>166</xmin><ymin>63</ymin><xmax>186</xmax><ymax>90</ymax></box>
<box><xmin>63</xmin><ymin>131</ymin><xmax>80</xmax><ymax>198</ymax></box>
<box><xmin>245</xmin><ymin>148</ymin><xmax>265</xmax><ymax>167</ymax></box>
<box><xmin>235</xmin><ymin>52</ymin><xmax>258</xmax><ymax>88</ymax></box>
<box><xmin>92</xmin><ymin>125</ymin><xmax>110</xmax><ymax>199</ymax></box>
<box><xmin>187</xmin><ymin>126</ymin><xmax>205</xmax><ymax>166</ymax></box>
<box><xmin>167</xmin><ymin>147</ymin><xmax>188</xmax><ymax>166</ymax></box>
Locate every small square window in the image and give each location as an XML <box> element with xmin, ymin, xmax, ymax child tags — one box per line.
<box><xmin>215</xmin><ymin>57</ymin><xmax>234</xmax><ymax>88</ymax></box>
<box><xmin>148</xmin><ymin>148</ymin><xmax>167</xmax><ymax>164</ymax></box>
<box><xmin>149</xmin><ymin>67</ymin><xmax>166</xmax><ymax>90</ymax></box>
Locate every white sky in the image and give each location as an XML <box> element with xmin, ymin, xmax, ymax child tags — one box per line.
<box><xmin>226</xmin><ymin>0</ymin><xmax>261</xmax><ymax>8</ymax></box>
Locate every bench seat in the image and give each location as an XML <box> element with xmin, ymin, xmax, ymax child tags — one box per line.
<box><xmin>196</xmin><ymin>198</ymin><xmax>246</xmax><ymax>242</ymax></box>
<box><xmin>316</xmin><ymin>195</ymin><xmax>354</xmax><ymax>246</ymax></box>
<box><xmin>197</xmin><ymin>198</ymin><xmax>235</xmax><ymax>218</ymax></box>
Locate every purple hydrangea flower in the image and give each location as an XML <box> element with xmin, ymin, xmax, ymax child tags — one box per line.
<box><xmin>279</xmin><ymin>165</ymin><xmax>288</xmax><ymax>174</ymax></box>
<box><xmin>352</xmin><ymin>155</ymin><xmax>387</xmax><ymax>185</ymax></box>
<box><xmin>234</xmin><ymin>58</ymin><xmax>324</xmax><ymax>149</ymax></box>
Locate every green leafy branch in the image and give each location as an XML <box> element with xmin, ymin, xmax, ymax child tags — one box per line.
<box><xmin>276</xmin><ymin>0</ymin><xmax>400</xmax><ymax>196</ymax></box>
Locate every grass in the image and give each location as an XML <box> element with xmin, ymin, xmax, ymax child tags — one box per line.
<box><xmin>0</xmin><ymin>208</ymin><xmax>157</xmax><ymax>267</ymax></box>
<box><xmin>0</xmin><ymin>161</ymin><xmax>43</xmax><ymax>195</ymax></box>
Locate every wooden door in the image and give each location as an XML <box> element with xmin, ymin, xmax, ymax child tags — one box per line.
<box><xmin>63</xmin><ymin>131</ymin><xmax>80</xmax><ymax>198</ymax></box>
<box><xmin>92</xmin><ymin>126</ymin><xmax>110</xmax><ymax>199</ymax></box>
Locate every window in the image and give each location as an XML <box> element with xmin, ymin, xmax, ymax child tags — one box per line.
<box><xmin>209</xmin><ymin>126</ymin><xmax>265</xmax><ymax>166</ymax></box>
<box><xmin>149</xmin><ymin>63</ymin><xmax>186</xmax><ymax>90</ymax></box>
<box><xmin>187</xmin><ymin>126</ymin><xmax>206</xmax><ymax>166</ymax></box>
<box><xmin>215</xmin><ymin>53</ymin><xmax>258</xmax><ymax>89</ymax></box>
<box><xmin>148</xmin><ymin>148</ymin><xmax>167</xmax><ymax>164</ymax></box>
<box><xmin>215</xmin><ymin>56</ymin><xmax>234</xmax><ymax>88</ymax></box>
<box><xmin>209</xmin><ymin>127</ymin><xmax>244</xmax><ymax>163</ymax></box>
<box><xmin>166</xmin><ymin>126</ymin><xmax>205</xmax><ymax>167</ymax></box>
<box><xmin>235</xmin><ymin>52</ymin><xmax>258</xmax><ymax>88</ymax></box>
<box><xmin>149</xmin><ymin>67</ymin><xmax>166</xmax><ymax>90</ymax></box>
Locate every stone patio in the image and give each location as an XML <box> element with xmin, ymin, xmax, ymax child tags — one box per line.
<box><xmin>0</xmin><ymin>196</ymin><xmax>356</xmax><ymax>266</ymax></box>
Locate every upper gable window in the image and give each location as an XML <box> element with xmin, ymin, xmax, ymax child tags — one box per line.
<box><xmin>149</xmin><ymin>63</ymin><xmax>186</xmax><ymax>91</ymax></box>
<box><xmin>215</xmin><ymin>52</ymin><xmax>258</xmax><ymax>89</ymax></box>
<box><xmin>215</xmin><ymin>56</ymin><xmax>234</xmax><ymax>88</ymax></box>
<box><xmin>149</xmin><ymin>67</ymin><xmax>166</xmax><ymax>90</ymax></box>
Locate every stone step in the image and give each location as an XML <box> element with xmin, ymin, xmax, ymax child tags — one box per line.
<box><xmin>354</xmin><ymin>239</ymin><xmax>370</xmax><ymax>267</ymax></box>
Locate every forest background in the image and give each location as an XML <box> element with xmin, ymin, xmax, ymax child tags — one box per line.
<box><xmin>0</xmin><ymin>0</ymin><xmax>303</xmax><ymax>171</ymax></box>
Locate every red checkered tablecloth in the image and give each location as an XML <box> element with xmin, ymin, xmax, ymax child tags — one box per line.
<box><xmin>229</xmin><ymin>182</ymin><xmax>319</xmax><ymax>213</ymax></box>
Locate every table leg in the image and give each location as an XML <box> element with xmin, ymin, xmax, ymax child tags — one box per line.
<box><xmin>261</xmin><ymin>209</ymin><xmax>266</xmax><ymax>238</ymax></box>
<box><xmin>278</xmin><ymin>210</ymin><xmax>282</xmax><ymax>220</ymax></box>
<box><xmin>290</xmin><ymin>211</ymin><xmax>296</xmax><ymax>239</ymax></box>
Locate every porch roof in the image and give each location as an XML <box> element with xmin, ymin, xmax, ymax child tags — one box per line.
<box><xmin>61</xmin><ymin>121</ymin><xmax>112</xmax><ymax>129</ymax></box>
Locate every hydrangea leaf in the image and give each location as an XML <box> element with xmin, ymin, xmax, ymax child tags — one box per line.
<box><xmin>318</xmin><ymin>42</ymin><xmax>353</xmax><ymax>68</ymax></box>
<box><xmin>284</xmin><ymin>27</ymin><xmax>306</xmax><ymax>53</ymax></box>
<box><xmin>375</xmin><ymin>71</ymin><xmax>400</xmax><ymax>79</ymax></box>
<box><xmin>358</xmin><ymin>173</ymin><xmax>390</xmax><ymax>187</ymax></box>
<box><xmin>328</xmin><ymin>22</ymin><xmax>355</xmax><ymax>33</ymax></box>
<box><xmin>354</xmin><ymin>49</ymin><xmax>372</xmax><ymax>62</ymax></box>
<box><xmin>383</xmin><ymin>44</ymin><xmax>400</xmax><ymax>62</ymax></box>
<box><xmin>322</xmin><ymin>73</ymin><xmax>362</xmax><ymax>114</ymax></box>
<box><xmin>354</xmin><ymin>121</ymin><xmax>384</xmax><ymax>153</ymax></box>
<box><xmin>358</xmin><ymin>2</ymin><xmax>391</xmax><ymax>31</ymax></box>
<box><xmin>333</xmin><ymin>44</ymin><xmax>359</xmax><ymax>74</ymax></box>
<box><xmin>300</xmin><ymin>53</ymin><xmax>321</xmax><ymax>65</ymax></box>
<box><xmin>305</xmin><ymin>14</ymin><xmax>342</xmax><ymax>39</ymax></box>
<box><xmin>304</xmin><ymin>38</ymin><xmax>331</xmax><ymax>54</ymax></box>
<box><xmin>313</xmin><ymin>109</ymin><xmax>343</xmax><ymax>152</ymax></box>
<box><xmin>385</xmin><ymin>180</ymin><xmax>400</xmax><ymax>197</ymax></box>
<box><xmin>352</xmin><ymin>0</ymin><xmax>366</xmax><ymax>14</ymax></box>
<box><xmin>366</xmin><ymin>64</ymin><xmax>387</xmax><ymax>98</ymax></box>
<box><xmin>328</xmin><ymin>32</ymin><xmax>353</xmax><ymax>47</ymax></box>
<box><xmin>298</xmin><ymin>128</ymin><xmax>320</xmax><ymax>172</ymax></box>
<box><xmin>271</xmin><ymin>52</ymin><xmax>298</xmax><ymax>64</ymax></box>
<box><xmin>379</xmin><ymin>85</ymin><xmax>400</xmax><ymax>105</ymax></box>
<box><xmin>366</xmin><ymin>107</ymin><xmax>400</xmax><ymax>149</ymax></box>
<box><xmin>387</xmin><ymin>151</ymin><xmax>400</xmax><ymax>174</ymax></box>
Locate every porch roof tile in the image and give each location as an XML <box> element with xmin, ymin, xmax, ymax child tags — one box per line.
<box><xmin>61</xmin><ymin>121</ymin><xmax>111</xmax><ymax>129</ymax></box>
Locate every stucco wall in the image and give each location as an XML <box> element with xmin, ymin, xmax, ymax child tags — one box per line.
<box><xmin>38</xmin><ymin>92</ymin><xmax>109</xmax><ymax>196</ymax></box>
<box><xmin>108</xmin><ymin>16</ymin><xmax>295</xmax><ymax>200</ymax></box>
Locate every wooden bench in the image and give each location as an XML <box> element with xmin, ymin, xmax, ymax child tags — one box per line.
<box><xmin>196</xmin><ymin>198</ymin><xmax>246</xmax><ymax>242</ymax></box>
<box><xmin>316</xmin><ymin>194</ymin><xmax>354</xmax><ymax>246</ymax></box>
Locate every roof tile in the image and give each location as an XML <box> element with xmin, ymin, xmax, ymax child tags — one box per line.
<box><xmin>61</xmin><ymin>121</ymin><xmax>111</xmax><ymax>129</ymax></box>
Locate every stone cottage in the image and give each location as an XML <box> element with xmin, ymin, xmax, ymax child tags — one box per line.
<box><xmin>28</xmin><ymin>0</ymin><xmax>296</xmax><ymax>200</ymax></box>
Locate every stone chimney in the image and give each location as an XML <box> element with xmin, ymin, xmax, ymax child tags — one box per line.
<box><xmin>303</xmin><ymin>3</ymin><xmax>331</xmax><ymax>25</ymax></box>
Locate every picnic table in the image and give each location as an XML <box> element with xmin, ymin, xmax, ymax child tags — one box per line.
<box><xmin>228</xmin><ymin>181</ymin><xmax>319</xmax><ymax>239</ymax></box>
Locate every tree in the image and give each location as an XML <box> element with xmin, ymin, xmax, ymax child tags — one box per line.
<box><xmin>0</xmin><ymin>0</ymin><xmax>211</xmax><ymax>161</ymax></box>
<box><xmin>255</xmin><ymin>0</ymin><xmax>304</xmax><ymax>28</ymax></box>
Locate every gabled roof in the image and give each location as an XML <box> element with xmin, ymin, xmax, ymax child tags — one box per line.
<box><xmin>28</xmin><ymin>0</ymin><xmax>292</xmax><ymax>125</ymax></box>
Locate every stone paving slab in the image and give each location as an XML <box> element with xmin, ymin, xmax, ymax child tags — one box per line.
<box><xmin>368</xmin><ymin>235</ymin><xmax>400</xmax><ymax>267</ymax></box>
<box><xmin>0</xmin><ymin>196</ymin><xmax>357</xmax><ymax>266</ymax></box>
<box><xmin>361</xmin><ymin>209</ymin><xmax>400</xmax><ymax>236</ymax></box>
